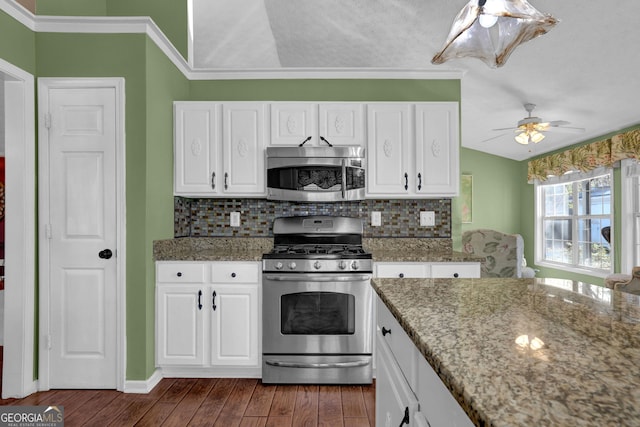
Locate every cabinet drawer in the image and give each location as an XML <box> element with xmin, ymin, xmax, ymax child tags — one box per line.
<box><xmin>376</xmin><ymin>263</ymin><xmax>429</xmax><ymax>279</ymax></box>
<box><xmin>430</xmin><ymin>263</ymin><xmax>480</xmax><ymax>278</ymax></box>
<box><xmin>377</xmin><ymin>296</ymin><xmax>417</xmax><ymax>388</ymax></box>
<box><xmin>157</xmin><ymin>262</ymin><xmax>206</xmax><ymax>283</ymax></box>
<box><xmin>211</xmin><ymin>262</ymin><xmax>259</xmax><ymax>283</ymax></box>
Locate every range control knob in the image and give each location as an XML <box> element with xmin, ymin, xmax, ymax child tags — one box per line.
<box><xmin>351</xmin><ymin>261</ymin><xmax>359</xmax><ymax>270</ymax></box>
<box><xmin>314</xmin><ymin>261</ymin><xmax>322</xmax><ymax>270</ymax></box>
<box><xmin>275</xmin><ymin>262</ymin><xmax>284</xmax><ymax>270</ymax></box>
<box><xmin>288</xmin><ymin>262</ymin><xmax>297</xmax><ymax>270</ymax></box>
<box><xmin>338</xmin><ymin>261</ymin><xmax>347</xmax><ymax>270</ymax></box>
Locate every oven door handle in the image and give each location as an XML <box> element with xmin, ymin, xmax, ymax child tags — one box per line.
<box><xmin>264</xmin><ymin>274</ymin><xmax>371</xmax><ymax>282</ymax></box>
<box><xmin>265</xmin><ymin>359</ymin><xmax>370</xmax><ymax>369</ymax></box>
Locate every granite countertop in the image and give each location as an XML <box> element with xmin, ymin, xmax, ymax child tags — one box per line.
<box><xmin>153</xmin><ymin>237</ymin><xmax>272</xmax><ymax>262</ymax></box>
<box><xmin>371</xmin><ymin>277</ymin><xmax>640</xmax><ymax>427</ymax></box>
<box><xmin>154</xmin><ymin>237</ymin><xmax>482</xmax><ymax>263</ymax></box>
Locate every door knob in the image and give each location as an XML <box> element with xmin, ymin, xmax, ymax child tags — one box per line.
<box><xmin>98</xmin><ymin>249</ymin><xmax>113</xmax><ymax>259</ymax></box>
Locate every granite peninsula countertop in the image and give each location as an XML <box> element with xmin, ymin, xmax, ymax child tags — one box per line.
<box><xmin>153</xmin><ymin>237</ymin><xmax>481</xmax><ymax>263</ymax></box>
<box><xmin>371</xmin><ymin>277</ymin><xmax>640</xmax><ymax>427</ymax></box>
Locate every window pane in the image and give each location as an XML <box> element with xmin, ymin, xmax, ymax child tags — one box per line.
<box><xmin>544</xmin><ymin>219</ymin><xmax>572</xmax><ymax>263</ymax></box>
<box><xmin>577</xmin><ymin>218</ymin><xmax>611</xmax><ymax>269</ymax></box>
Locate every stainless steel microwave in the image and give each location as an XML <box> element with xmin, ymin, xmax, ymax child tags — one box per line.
<box><xmin>266</xmin><ymin>146</ymin><xmax>366</xmax><ymax>202</ymax></box>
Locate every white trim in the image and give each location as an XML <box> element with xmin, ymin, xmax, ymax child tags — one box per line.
<box><xmin>37</xmin><ymin>78</ymin><xmax>126</xmax><ymax>392</ymax></box>
<box><xmin>124</xmin><ymin>369</ymin><xmax>163</xmax><ymax>394</ymax></box>
<box><xmin>0</xmin><ymin>58</ymin><xmax>36</xmax><ymax>399</ymax></box>
<box><xmin>0</xmin><ymin>1</ymin><xmax>464</xmax><ymax>82</ymax></box>
<box><xmin>621</xmin><ymin>158</ymin><xmax>640</xmax><ymax>272</ymax></box>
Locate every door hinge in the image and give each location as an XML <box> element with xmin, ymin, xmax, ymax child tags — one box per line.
<box><xmin>44</xmin><ymin>112</ymin><xmax>51</xmax><ymax>129</ymax></box>
<box><xmin>45</xmin><ymin>224</ymin><xmax>52</xmax><ymax>239</ymax></box>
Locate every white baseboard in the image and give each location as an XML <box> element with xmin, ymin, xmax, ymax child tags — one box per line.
<box><xmin>123</xmin><ymin>368</ymin><xmax>163</xmax><ymax>394</ymax></box>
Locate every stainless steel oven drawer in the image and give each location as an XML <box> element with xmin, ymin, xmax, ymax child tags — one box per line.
<box><xmin>262</xmin><ymin>354</ymin><xmax>372</xmax><ymax>384</ymax></box>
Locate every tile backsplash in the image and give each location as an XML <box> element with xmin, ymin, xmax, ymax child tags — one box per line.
<box><xmin>175</xmin><ymin>197</ymin><xmax>451</xmax><ymax>238</ymax></box>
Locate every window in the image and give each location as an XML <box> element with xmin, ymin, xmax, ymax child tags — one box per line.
<box><xmin>621</xmin><ymin>159</ymin><xmax>640</xmax><ymax>272</ymax></box>
<box><xmin>535</xmin><ymin>168</ymin><xmax>613</xmax><ymax>276</ymax></box>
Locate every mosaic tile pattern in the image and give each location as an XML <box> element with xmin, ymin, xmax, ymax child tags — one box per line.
<box><xmin>175</xmin><ymin>197</ymin><xmax>451</xmax><ymax>238</ymax></box>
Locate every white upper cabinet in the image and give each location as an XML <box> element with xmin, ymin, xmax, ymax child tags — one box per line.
<box><xmin>366</xmin><ymin>103</ymin><xmax>411</xmax><ymax>195</ymax></box>
<box><xmin>415</xmin><ymin>103</ymin><xmax>459</xmax><ymax>196</ymax></box>
<box><xmin>174</xmin><ymin>102</ymin><xmax>266</xmax><ymax>197</ymax></box>
<box><xmin>269</xmin><ymin>102</ymin><xmax>364</xmax><ymax>147</ymax></box>
<box><xmin>222</xmin><ymin>103</ymin><xmax>266</xmax><ymax>196</ymax></box>
<box><xmin>367</xmin><ymin>102</ymin><xmax>460</xmax><ymax>198</ymax></box>
<box><xmin>174</xmin><ymin>103</ymin><xmax>220</xmax><ymax>195</ymax></box>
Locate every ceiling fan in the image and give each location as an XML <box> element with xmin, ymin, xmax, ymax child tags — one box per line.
<box><xmin>492</xmin><ymin>103</ymin><xmax>585</xmax><ymax>145</ymax></box>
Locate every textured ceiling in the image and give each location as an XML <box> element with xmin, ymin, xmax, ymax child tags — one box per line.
<box><xmin>193</xmin><ymin>0</ymin><xmax>640</xmax><ymax>161</ymax></box>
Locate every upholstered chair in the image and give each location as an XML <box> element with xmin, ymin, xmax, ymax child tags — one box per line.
<box><xmin>612</xmin><ymin>267</ymin><xmax>640</xmax><ymax>295</ymax></box>
<box><xmin>462</xmin><ymin>229</ymin><xmax>536</xmax><ymax>278</ymax></box>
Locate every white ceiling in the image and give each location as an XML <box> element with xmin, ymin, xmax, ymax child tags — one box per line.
<box><xmin>192</xmin><ymin>0</ymin><xmax>640</xmax><ymax>161</ymax></box>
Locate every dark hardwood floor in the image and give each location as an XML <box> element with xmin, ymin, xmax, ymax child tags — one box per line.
<box><xmin>0</xmin><ymin>378</ymin><xmax>376</xmax><ymax>427</ymax></box>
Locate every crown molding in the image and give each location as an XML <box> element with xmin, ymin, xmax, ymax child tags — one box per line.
<box><xmin>0</xmin><ymin>0</ymin><xmax>463</xmax><ymax>81</ymax></box>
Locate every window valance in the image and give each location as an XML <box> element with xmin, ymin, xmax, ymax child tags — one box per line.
<box><xmin>527</xmin><ymin>128</ymin><xmax>640</xmax><ymax>182</ymax></box>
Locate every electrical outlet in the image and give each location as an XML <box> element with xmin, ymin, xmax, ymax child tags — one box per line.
<box><xmin>371</xmin><ymin>211</ymin><xmax>382</xmax><ymax>227</ymax></box>
<box><xmin>420</xmin><ymin>211</ymin><xmax>435</xmax><ymax>227</ymax></box>
<box><xmin>230</xmin><ymin>211</ymin><xmax>241</xmax><ymax>227</ymax></box>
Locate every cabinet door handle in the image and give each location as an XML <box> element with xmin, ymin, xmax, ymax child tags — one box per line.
<box><xmin>197</xmin><ymin>290</ymin><xmax>202</xmax><ymax>310</ymax></box>
<box><xmin>212</xmin><ymin>290</ymin><xmax>217</xmax><ymax>311</ymax></box>
<box><xmin>399</xmin><ymin>407</ymin><xmax>410</xmax><ymax>426</ymax></box>
<box><xmin>231</xmin><ymin>272</ymin><xmax>237</xmax><ymax>278</ymax></box>
<box><xmin>381</xmin><ymin>327</ymin><xmax>391</xmax><ymax>336</ymax></box>
<box><xmin>399</xmin><ymin>273</ymin><xmax>404</xmax><ymax>278</ymax></box>
<box><xmin>211</xmin><ymin>171</ymin><xmax>216</xmax><ymax>190</ymax></box>
<box><xmin>404</xmin><ymin>173</ymin><xmax>408</xmax><ymax>191</ymax></box>
<box><xmin>453</xmin><ymin>273</ymin><xmax>459</xmax><ymax>278</ymax></box>
<box><xmin>224</xmin><ymin>173</ymin><xmax>229</xmax><ymax>190</ymax></box>
<box><xmin>418</xmin><ymin>173</ymin><xmax>422</xmax><ymax>191</ymax></box>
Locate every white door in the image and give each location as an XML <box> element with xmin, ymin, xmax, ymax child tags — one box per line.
<box><xmin>43</xmin><ymin>85</ymin><xmax>118</xmax><ymax>388</ymax></box>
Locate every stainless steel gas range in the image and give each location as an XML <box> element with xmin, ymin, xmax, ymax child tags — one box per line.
<box><xmin>262</xmin><ymin>216</ymin><xmax>373</xmax><ymax>384</ymax></box>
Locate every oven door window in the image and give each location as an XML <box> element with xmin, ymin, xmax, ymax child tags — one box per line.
<box><xmin>281</xmin><ymin>292</ymin><xmax>355</xmax><ymax>335</ymax></box>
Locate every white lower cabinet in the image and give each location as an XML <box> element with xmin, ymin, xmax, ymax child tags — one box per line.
<box><xmin>156</xmin><ymin>261</ymin><xmax>261</xmax><ymax>377</ymax></box>
<box><xmin>376</xmin><ymin>295</ymin><xmax>473</xmax><ymax>427</ymax></box>
<box><xmin>374</xmin><ymin>262</ymin><xmax>480</xmax><ymax>279</ymax></box>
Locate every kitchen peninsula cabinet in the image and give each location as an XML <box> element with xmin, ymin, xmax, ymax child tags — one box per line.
<box><xmin>174</xmin><ymin>102</ymin><xmax>266</xmax><ymax>197</ymax></box>
<box><xmin>155</xmin><ymin>261</ymin><xmax>261</xmax><ymax>377</ymax></box>
<box><xmin>269</xmin><ymin>102</ymin><xmax>364</xmax><ymax>147</ymax></box>
<box><xmin>367</xmin><ymin>102</ymin><xmax>459</xmax><ymax>197</ymax></box>
<box><xmin>376</xmin><ymin>295</ymin><xmax>473</xmax><ymax>427</ymax></box>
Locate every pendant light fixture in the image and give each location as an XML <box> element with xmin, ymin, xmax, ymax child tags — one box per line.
<box><xmin>432</xmin><ymin>0</ymin><xmax>558</xmax><ymax>68</ymax></box>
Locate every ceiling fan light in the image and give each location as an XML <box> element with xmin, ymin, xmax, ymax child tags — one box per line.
<box><xmin>530</xmin><ymin>131</ymin><xmax>545</xmax><ymax>143</ymax></box>
<box><xmin>515</xmin><ymin>132</ymin><xmax>529</xmax><ymax>145</ymax></box>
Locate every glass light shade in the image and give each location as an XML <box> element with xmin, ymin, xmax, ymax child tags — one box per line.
<box><xmin>432</xmin><ymin>0</ymin><xmax>558</xmax><ymax>68</ymax></box>
<box><xmin>515</xmin><ymin>130</ymin><xmax>545</xmax><ymax>144</ymax></box>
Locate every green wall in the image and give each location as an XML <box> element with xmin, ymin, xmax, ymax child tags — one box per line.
<box><xmin>35</xmin><ymin>0</ymin><xmax>189</xmax><ymax>59</ymax></box>
<box><xmin>0</xmin><ymin>9</ymin><xmax>36</xmax><ymax>73</ymax></box>
<box><xmin>453</xmin><ymin>148</ymin><xmax>522</xmax><ymax>250</ymax></box>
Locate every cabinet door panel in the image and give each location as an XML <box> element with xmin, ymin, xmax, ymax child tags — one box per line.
<box><xmin>223</xmin><ymin>103</ymin><xmax>266</xmax><ymax>195</ymax></box>
<box><xmin>415</xmin><ymin>103</ymin><xmax>459</xmax><ymax>196</ymax></box>
<box><xmin>319</xmin><ymin>103</ymin><xmax>364</xmax><ymax>146</ymax></box>
<box><xmin>367</xmin><ymin>104</ymin><xmax>410</xmax><ymax>195</ymax></box>
<box><xmin>210</xmin><ymin>284</ymin><xmax>259</xmax><ymax>366</ymax></box>
<box><xmin>270</xmin><ymin>103</ymin><xmax>316</xmax><ymax>146</ymax></box>
<box><xmin>376</xmin><ymin>333</ymin><xmax>419</xmax><ymax>427</ymax></box>
<box><xmin>174</xmin><ymin>103</ymin><xmax>220</xmax><ymax>195</ymax></box>
<box><xmin>156</xmin><ymin>285</ymin><xmax>205</xmax><ymax>366</ymax></box>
